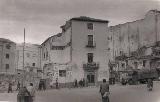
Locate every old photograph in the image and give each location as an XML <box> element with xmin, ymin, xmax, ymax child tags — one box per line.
<box><xmin>0</xmin><ymin>0</ymin><xmax>160</xmax><ymax>102</ymax></box>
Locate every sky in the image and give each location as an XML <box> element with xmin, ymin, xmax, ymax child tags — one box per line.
<box><xmin>0</xmin><ymin>0</ymin><xmax>160</xmax><ymax>44</ymax></box>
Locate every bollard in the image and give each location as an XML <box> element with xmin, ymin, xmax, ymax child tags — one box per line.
<box><xmin>17</xmin><ymin>87</ymin><xmax>32</xmax><ymax>102</ymax></box>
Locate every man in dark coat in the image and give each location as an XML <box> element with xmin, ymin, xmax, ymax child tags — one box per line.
<box><xmin>8</xmin><ymin>82</ymin><xmax>13</xmax><ymax>93</ymax></box>
<box><xmin>99</xmin><ymin>79</ymin><xmax>110</xmax><ymax>102</ymax></box>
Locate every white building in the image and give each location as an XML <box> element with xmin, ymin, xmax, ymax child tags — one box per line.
<box><xmin>42</xmin><ymin>16</ymin><xmax>110</xmax><ymax>86</ymax></box>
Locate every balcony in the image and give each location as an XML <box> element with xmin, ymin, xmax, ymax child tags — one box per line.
<box><xmin>86</xmin><ymin>42</ymin><xmax>96</xmax><ymax>48</ymax></box>
<box><xmin>83</xmin><ymin>62</ymin><xmax>99</xmax><ymax>70</ymax></box>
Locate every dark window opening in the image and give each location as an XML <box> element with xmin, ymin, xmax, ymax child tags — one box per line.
<box><xmin>6</xmin><ymin>64</ymin><xmax>9</xmax><ymax>69</ymax></box>
<box><xmin>88</xmin><ymin>53</ymin><xmax>93</xmax><ymax>63</ymax></box>
<box><xmin>87</xmin><ymin>23</ymin><xmax>93</xmax><ymax>30</ymax></box>
<box><xmin>44</xmin><ymin>53</ymin><xmax>45</xmax><ymax>59</ymax></box>
<box><xmin>46</xmin><ymin>51</ymin><xmax>48</xmax><ymax>58</ymax></box>
<box><xmin>59</xmin><ymin>70</ymin><xmax>66</xmax><ymax>77</ymax></box>
<box><xmin>32</xmin><ymin>63</ymin><xmax>35</xmax><ymax>67</ymax></box>
<box><xmin>6</xmin><ymin>54</ymin><xmax>9</xmax><ymax>59</ymax></box>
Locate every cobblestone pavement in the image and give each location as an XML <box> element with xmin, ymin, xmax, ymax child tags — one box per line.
<box><xmin>1</xmin><ymin>82</ymin><xmax>160</xmax><ymax>102</ymax></box>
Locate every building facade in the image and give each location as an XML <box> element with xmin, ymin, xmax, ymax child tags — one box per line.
<box><xmin>108</xmin><ymin>10</ymin><xmax>160</xmax><ymax>81</ymax></box>
<box><xmin>16</xmin><ymin>43</ymin><xmax>41</xmax><ymax>85</ymax></box>
<box><xmin>0</xmin><ymin>38</ymin><xmax>16</xmax><ymax>81</ymax></box>
<box><xmin>41</xmin><ymin>16</ymin><xmax>110</xmax><ymax>86</ymax></box>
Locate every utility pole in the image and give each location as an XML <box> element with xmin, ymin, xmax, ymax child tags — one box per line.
<box><xmin>137</xmin><ymin>25</ymin><xmax>140</xmax><ymax>49</ymax></box>
<box><xmin>155</xmin><ymin>10</ymin><xmax>158</xmax><ymax>42</ymax></box>
<box><xmin>22</xmin><ymin>28</ymin><xmax>25</xmax><ymax>87</ymax></box>
<box><xmin>112</xmin><ymin>27</ymin><xmax>115</xmax><ymax>60</ymax></box>
<box><xmin>128</xmin><ymin>23</ymin><xmax>130</xmax><ymax>56</ymax></box>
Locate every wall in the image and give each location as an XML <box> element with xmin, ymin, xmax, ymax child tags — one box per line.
<box><xmin>16</xmin><ymin>43</ymin><xmax>41</xmax><ymax>70</ymax></box>
<box><xmin>109</xmin><ymin>10</ymin><xmax>160</xmax><ymax>58</ymax></box>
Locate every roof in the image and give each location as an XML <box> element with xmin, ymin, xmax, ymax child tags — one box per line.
<box><xmin>149</xmin><ymin>9</ymin><xmax>160</xmax><ymax>14</ymax></box>
<box><xmin>41</xmin><ymin>33</ymin><xmax>62</xmax><ymax>45</ymax></box>
<box><xmin>0</xmin><ymin>38</ymin><xmax>15</xmax><ymax>43</ymax></box>
<box><xmin>71</xmin><ymin>16</ymin><xmax>109</xmax><ymax>23</ymax></box>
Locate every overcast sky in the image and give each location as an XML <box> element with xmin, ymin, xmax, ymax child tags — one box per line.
<box><xmin>0</xmin><ymin>0</ymin><xmax>160</xmax><ymax>44</ymax></box>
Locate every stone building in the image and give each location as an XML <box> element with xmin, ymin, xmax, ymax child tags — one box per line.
<box><xmin>108</xmin><ymin>10</ymin><xmax>160</xmax><ymax>61</ymax></box>
<box><xmin>16</xmin><ymin>43</ymin><xmax>41</xmax><ymax>85</ymax></box>
<box><xmin>108</xmin><ymin>10</ymin><xmax>160</xmax><ymax>80</ymax></box>
<box><xmin>41</xmin><ymin>16</ymin><xmax>110</xmax><ymax>86</ymax></box>
<box><xmin>0</xmin><ymin>38</ymin><xmax>16</xmax><ymax>81</ymax></box>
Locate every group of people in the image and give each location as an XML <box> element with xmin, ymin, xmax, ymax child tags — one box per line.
<box><xmin>17</xmin><ymin>83</ymin><xmax>36</xmax><ymax>102</ymax></box>
<box><xmin>7</xmin><ymin>81</ymin><xmax>21</xmax><ymax>93</ymax></box>
<box><xmin>38</xmin><ymin>80</ymin><xmax>46</xmax><ymax>91</ymax></box>
<box><xmin>74</xmin><ymin>78</ymin><xmax>87</xmax><ymax>88</ymax></box>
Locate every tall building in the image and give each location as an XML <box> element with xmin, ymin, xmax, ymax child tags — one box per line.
<box><xmin>41</xmin><ymin>16</ymin><xmax>110</xmax><ymax>86</ymax></box>
<box><xmin>0</xmin><ymin>38</ymin><xmax>16</xmax><ymax>81</ymax></box>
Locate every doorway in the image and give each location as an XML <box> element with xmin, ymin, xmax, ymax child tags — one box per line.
<box><xmin>87</xmin><ymin>74</ymin><xmax>95</xmax><ymax>85</ymax></box>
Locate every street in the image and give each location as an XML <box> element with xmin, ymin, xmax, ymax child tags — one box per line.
<box><xmin>1</xmin><ymin>81</ymin><xmax>160</xmax><ymax>102</ymax></box>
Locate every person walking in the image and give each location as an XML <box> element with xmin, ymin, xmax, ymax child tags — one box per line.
<box><xmin>27</xmin><ymin>83</ymin><xmax>36</xmax><ymax>102</ymax></box>
<box><xmin>74</xmin><ymin>79</ymin><xmax>78</xmax><ymax>88</ymax></box>
<box><xmin>99</xmin><ymin>79</ymin><xmax>110</xmax><ymax>102</ymax></box>
<box><xmin>8</xmin><ymin>82</ymin><xmax>13</xmax><ymax>93</ymax></box>
<box><xmin>16</xmin><ymin>81</ymin><xmax>20</xmax><ymax>91</ymax></box>
<box><xmin>56</xmin><ymin>78</ymin><xmax>59</xmax><ymax>89</ymax></box>
<box><xmin>82</xmin><ymin>78</ymin><xmax>85</xmax><ymax>87</ymax></box>
<box><xmin>147</xmin><ymin>79</ymin><xmax>153</xmax><ymax>91</ymax></box>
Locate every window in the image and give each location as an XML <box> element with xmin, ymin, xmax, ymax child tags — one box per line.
<box><xmin>88</xmin><ymin>35</ymin><xmax>94</xmax><ymax>46</ymax></box>
<box><xmin>6</xmin><ymin>64</ymin><xmax>9</xmax><ymax>69</ymax></box>
<box><xmin>88</xmin><ymin>53</ymin><xmax>93</xmax><ymax>63</ymax></box>
<box><xmin>59</xmin><ymin>70</ymin><xmax>66</xmax><ymax>77</ymax></box>
<box><xmin>51</xmin><ymin>46</ymin><xmax>64</xmax><ymax>50</ymax></box>
<box><xmin>46</xmin><ymin>51</ymin><xmax>48</xmax><ymax>58</ymax></box>
<box><xmin>87</xmin><ymin>23</ymin><xmax>93</xmax><ymax>30</ymax></box>
<box><xmin>6</xmin><ymin>54</ymin><xmax>9</xmax><ymax>59</ymax></box>
<box><xmin>44</xmin><ymin>53</ymin><xmax>45</xmax><ymax>59</ymax></box>
<box><xmin>32</xmin><ymin>63</ymin><xmax>35</xmax><ymax>67</ymax></box>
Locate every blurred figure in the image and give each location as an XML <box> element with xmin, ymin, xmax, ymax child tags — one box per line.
<box><xmin>74</xmin><ymin>79</ymin><xmax>78</xmax><ymax>88</ymax></box>
<box><xmin>147</xmin><ymin>79</ymin><xmax>153</xmax><ymax>91</ymax></box>
<box><xmin>82</xmin><ymin>78</ymin><xmax>85</xmax><ymax>87</ymax></box>
<box><xmin>99</xmin><ymin>79</ymin><xmax>110</xmax><ymax>102</ymax></box>
<box><xmin>56</xmin><ymin>78</ymin><xmax>59</xmax><ymax>89</ymax></box>
<box><xmin>16</xmin><ymin>81</ymin><xmax>20</xmax><ymax>91</ymax></box>
<box><xmin>27</xmin><ymin>83</ymin><xmax>36</xmax><ymax>102</ymax></box>
<box><xmin>8</xmin><ymin>82</ymin><xmax>13</xmax><ymax>93</ymax></box>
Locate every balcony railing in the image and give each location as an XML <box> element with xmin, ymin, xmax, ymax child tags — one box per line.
<box><xmin>86</xmin><ymin>41</ymin><xmax>96</xmax><ymax>48</ymax></box>
<box><xmin>83</xmin><ymin>62</ymin><xmax>99</xmax><ymax>70</ymax></box>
